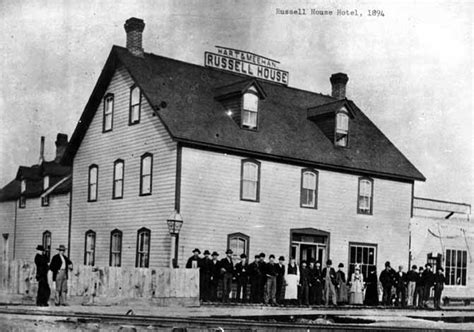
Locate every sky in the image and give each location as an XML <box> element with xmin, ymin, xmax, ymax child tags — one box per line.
<box><xmin>0</xmin><ymin>0</ymin><xmax>472</xmax><ymax>207</ymax></box>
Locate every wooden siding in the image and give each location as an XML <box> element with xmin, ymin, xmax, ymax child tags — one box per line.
<box><xmin>71</xmin><ymin>66</ymin><xmax>177</xmax><ymax>268</ymax></box>
<box><xmin>410</xmin><ymin>216</ymin><xmax>473</xmax><ymax>297</ymax></box>
<box><xmin>0</xmin><ymin>201</ymin><xmax>15</xmax><ymax>261</ymax></box>
<box><xmin>179</xmin><ymin>147</ymin><xmax>412</xmax><ymax>276</ymax></box>
<box><xmin>14</xmin><ymin>194</ymin><xmax>69</xmax><ymax>260</ymax></box>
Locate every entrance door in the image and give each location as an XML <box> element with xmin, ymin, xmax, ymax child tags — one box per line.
<box><xmin>290</xmin><ymin>228</ymin><xmax>329</xmax><ymax>264</ymax></box>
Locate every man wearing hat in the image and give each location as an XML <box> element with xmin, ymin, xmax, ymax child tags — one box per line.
<box><xmin>263</xmin><ymin>254</ymin><xmax>279</xmax><ymax>305</ymax></box>
<box><xmin>198</xmin><ymin>250</ymin><xmax>212</xmax><ymax>302</ymax></box>
<box><xmin>186</xmin><ymin>248</ymin><xmax>201</xmax><ymax>268</ymax></box>
<box><xmin>276</xmin><ymin>256</ymin><xmax>286</xmax><ymax>302</ymax></box>
<box><xmin>34</xmin><ymin>245</ymin><xmax>50</xmax><ymax>306</ymax></box>
<box><xmin>321</xmin><ymin>259</ymin><xmax>337</xmax><ymax>306</ymax></box>
<box><xmin>235</xmin><ymin>253</ymin><xmax>249</xmax><ymax>302</ymax></box>
<box><xmin>379</xmin><ymin>261</ymin><xmax>395</xmax><ymax>306</ymax></box>
<box><xmin>422</xmin><ymin>263</ymin><xmax>434</xmax><ymax>307</ymax></box>
<box><xmin>220</xmin><ymin>249</ymin><xmax>235</xmax><ymax>303</ymax></box>
<box><xmin>209</xmin><ymin>251</ymin><xmax>221</xmax><ymax>302</ymax></box>
<box><xmin>248</xmin><ymin>254</ymin><xmax>262</xmax><ymax>303</ymax></box>
<box><xmin>433</xmin><ymin>267</ymin><xmax>446</xmax><ymax>310</ymax></box>
<box><xmin>49</xmin><ymin>245</ymin><xmax>73</xmax><ymax>306</ymax></box>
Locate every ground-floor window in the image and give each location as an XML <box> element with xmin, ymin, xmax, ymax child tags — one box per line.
<box><xmin>84</xmin><ymin>230</ymin><xmax>96</xmax><ymax>266</ymax></box>
<box><xmin>42</xmin><ymin>231</ymin><xmax>51</xmax><ymax>260</ymax></box>
<box><xmin>348</xmin><ymin>242</ymin><xmax>377</xmax><ymax>280</ymax></box>
<box><xmin>228</xmin><ymin>233</ymin><xmax>249</xmax><ymax>260</ymax></box>
<box><xmin>445</xmin><ymin>249</ymin><xmax>467</xmax><ymax>286</ymax></box>
<box><xmin>136</xmin><ymin>228</ymin><xmax>150</xmax><ymax>268</ymax></box>
<box><xmin>110</xmin><ymin>229</ymin><xmax>122</xmax><ymax>267</ymax></box>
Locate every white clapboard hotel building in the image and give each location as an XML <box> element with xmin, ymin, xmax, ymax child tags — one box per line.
<box><xmin>55</xmin><ymin>17</ymin><xmax>427</xmax><ymax>278</ymax></box>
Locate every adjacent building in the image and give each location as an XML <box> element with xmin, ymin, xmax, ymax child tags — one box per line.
<box><xmin>0</xmin><ymin>134</ymin><xmax>71</xmax><ymax>261</ymax></box>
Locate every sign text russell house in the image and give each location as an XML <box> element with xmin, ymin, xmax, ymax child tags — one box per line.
<box><xmin>205</xmin><ymin>46</ymin><xmax>289</xmax><ymax>85</ymax></box>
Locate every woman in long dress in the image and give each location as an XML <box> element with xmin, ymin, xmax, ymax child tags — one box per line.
<box><xmin>284</xmin><ymin>258</ymin><xmax>299</xmax><ymax>305</ymax></box>
<box><xmin>349</xmin><ymin>265</ymin><xmax>365</xmax><ymax>305</ymax></box>
<box><xmin>364</xmin><ymin>265</ymin><xmax>379</xmax><ymax>305</ymax></box>
<box><xmin>336</xmin><ymin>263</ymin><xmax>348</xmax><ymax>304</ymax></box>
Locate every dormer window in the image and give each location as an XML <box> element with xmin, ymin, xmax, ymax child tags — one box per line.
<box><xmin>242</xmin><ymin>86</ymin><xmax>259</xmax><ymax>129</ymax></box>
<box><xmin>21</xmin><ymin>179</ymin><xmax>26</xmax><ymax>194</ymax></box>
<box><xmin>335</xmin><ymin>110</ymin><xmax>349</xmax><ymax>147</ymax></box>
<box><xmin>19</xmin><ymin>179</ymin><xmax>26</xmax><ymax>208</ymax></box>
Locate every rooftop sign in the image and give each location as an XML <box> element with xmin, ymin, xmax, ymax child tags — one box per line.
<box><xmin>205</xmin><ymin>46</ymin><xmax>289</xmax><ymax>85</ymax></box>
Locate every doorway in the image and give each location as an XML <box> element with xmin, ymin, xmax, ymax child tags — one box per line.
<box><xmin>290</xmin><ymin>228</ymin><xmax>329</xmax><ymax>264</ymax></box>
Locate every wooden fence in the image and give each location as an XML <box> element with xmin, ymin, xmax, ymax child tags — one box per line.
<box><xmin>0</xmin><ymin>260</ymin><xmax>199</xmax><ymax>306</ymax></box>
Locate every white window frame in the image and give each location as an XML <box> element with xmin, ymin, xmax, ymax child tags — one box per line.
<box><xmin>445</xmin><ymin>249</ymin><xmax>468</xmax><ymax>287</ymax></box>
<box><xmin>348</xmin><ymin>242</ymin><xmax>377</xmax><ymax>280</ymax></box>
<box><xmin>110</xmin><ymin>229</ymin><xmax>122</xmax><ymax>267</ymax></box>
<box><xmin>242</xmin><ymin>87</ymin><xmax>258</xmax><ymax>129</ymax></box>
<box><xmin>335</xmin><ymin>111</ymin><xmax>349</xmax><ymax>147</ymax></box>
<box><xmin>84</xmin><ymin>230</ymin><xmax>96</xmax><ymax>266</ymax></box>
<box><xmin>103</xmin><ymin>94</ymin><xmax>114</xmax><ymax>132</ymax></box>
<box><xmin>129</xmin><ymin>86</ymin><xmax>141</xmax><ymax>125</ymax></box>
<box><xmin>357</xmin><ymin>177</ymin><xmax>373</xmax><ymax>215</ymax></box>
<box><xmin>301</xmin><ymin>169</ymin><xmax>318</xmax><ymax>208</ymax></box>
<box><xmin>140</xmin><ymin>154</ymin><xmax>152</xmax><ymax>196</ymax></box>
<box><xmin>113</xmin><ymin>160</ymin><xmax>124</xmax><ymax>199</ymax></box>
<box><xmin>136</xmin><ymin>228</ymin><xmax>150</xmax><ymax>268</ymax></box>
<box><xmin>240</xmin><ymin>159</ymin><xmax>260</xmax><ymax>202</ymax></box>
<box><xmin>88</xmin><ymin>165</ymin><xmax>98</xmax><ymax>202</ymax></box>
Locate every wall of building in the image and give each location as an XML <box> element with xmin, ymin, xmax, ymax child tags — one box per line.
<box><xmin>179</xmin><ymin>146</ymin><xmax>413</xmax><ymax>276</ymax></box>
<box><xmin>70</xmin><ymin>66</ymin><xmax>177</xmax><ymax>268</ymax></box>
<box><xmin>0</xmin><ymin>201</ymin><xmax>16</xmax><ymax>261</ymax></box>
<box><xmin>411</xmin><ymin>216</ymin><xmax>473</xmax><ymax>297</ymax></box>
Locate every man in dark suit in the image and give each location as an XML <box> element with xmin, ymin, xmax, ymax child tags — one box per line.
<box><xmin>49</xmin><ymin>245</ymin><xmax>72</xmax><ymax>306</ymax></box>
<box><xmin>258</xmin><ymin>253</ymin><xmax>267</xmax><ymax>302</ymax></box>
<box><xmin>379</xmin><ymin>261</ymin><xmax>395</xmax><ymax>306</ymax></box>
<box><xmin>248</xmin><ymin>254</ymin><xmax>262</xmax><ymax>303</ymax></box>
<box><xmin>209</xmin><ymin>251</ymin><xmax>221</xmax><ymax>302</ymax></box>
<box><xmin>186</xmin><ymin>248</ymin><xmax>201</xmax><ymax>268</ymax></box>
<box><xmin>422</xmin><ymin>263</ymin><xmax>434</xmax><ymax>308</ymax></box>
<box><xmin>275</xmin><ymin>256</ymin><xmax>286</xmax><ymax>303</ymax></box>
<box><xmin>394</xmin><ymin>265</ymin><xmax>407</xmax><ymax>307</ymax></box>
<box><xmin>415</xmin><ymin>266</ymin><xmax>425</xmax><ymax>308</ymax></box>
<box><xmin>321</xmin><ymin>259</ymin><xmax>337</xmax><ymax>306</ymax></box>
<box><xmin>235</xmin><ymin>253</ymin><xmax>249</xmax><ymax>302</ymax></box>
<box><xmin>198</xmin><ymin>250</ymin><xmax>212</xmax><ymax>302</ymax></box>
<box><xmin>263</xmin><ymin>254</ymin><xmax>279</xmax><ymax>305</ymax></box>
<box><xmin>433</xmin><ymin>267</ymin><xmax>446</xmax><ymax>310</ymax></box>
<box><xmin>34</xmin><ymin>245</ymin><xmax>50</xmax><ymax>306</ymax></box>
<box><xmin>220</xmin><ymin>249</ymin><xmax>234</xmax><ymax>303</ymax></box>
<box><xmin>299</xmin><ymin>261</ymin><xmax>310</xmax><ymax>306</ymax></box>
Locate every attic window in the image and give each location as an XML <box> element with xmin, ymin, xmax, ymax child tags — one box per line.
<box><xmin>21</xmin><ymin>179</ymin><xmax>26</xmax><ymax>194</ymax></box>
<box><xmin>242</xmin><ymin>86</ymin><xmax>259</xmax><ymax>129</ymax></box>
<box><xmin>335</xmin><ymin>110</ymin><xmax>349</xmax><ymax>147</ymax></box>
<box><xmin>41</xmin><ymin>176</ymin><xmax>50</xmax><ymax>206</ymax></box>
<box><xmin>129</xmin><ymin>85</ymin><xmax>141</xmax><ymax>125</ymax></box>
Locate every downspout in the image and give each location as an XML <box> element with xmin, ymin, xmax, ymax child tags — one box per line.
<box><xmin>67</xmin><ymin>168</ymin><xmax>73</xmax><ymax>258</ymax></box>
<box><xmin>13</xmin><ymin>201</ymin><xmax>17</xmax><ymax>259</ymax></box>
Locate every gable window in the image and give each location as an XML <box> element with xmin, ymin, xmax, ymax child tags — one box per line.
<box><xmin>19</xmin><ymin>179</ymin><xmax>26</xmax><ymax>208</ymax></box>
<box><xmin>88</xmin><ymin>165</ymin><xmax>98</xmax><ymax>202</ymax></box>
<box><xmin>41</xmin><ymin>176</ymin><xmax>50</xmax><ymax>206</ymax></box>
<box><xmin>103</xmin><ymin>93</ymin><xmax>114</xmax><ymax>132</ymax></box>
<box><xmin>445</xmin><ymin>249</ymin><xmax>467</xmax><ymax>286</ymax></box>
<box><xmin>129</xmin><ymin>85</ymin><xmax>141</xmax><ymax>125</ymax></box>
<box><xmin>113</xmin><ymin>160</ymin><xmax>124</xmax><ymax>199</ymax></box>
<box><xmin>228</xmin><ymin>233</ymin><xmax>249</xmax><ymax>260</ymax></box>
<box><xmin>335</xmin><ymin>111</ymin><xmax>349</xmax><ymax>147</ymax></box>
<box><xmin>301</xmin><ymin>169</ymin><xmax>318</xmax><ymax>208</ymax></box>
<box><xmin>242</xmin><ymin>87</ymin><xmax>258</xmax><ymax>129</ymax></box>
<box><xmin>136</xmin><ymin>227</ymin><xmax>150</xmax><ymax>268</ymax></box>
<box><xmin>42</xmin><ymin>231</ymin><xmax>51</xmax><ymax>261</ymax></box>
<box><xmin>110</xmin><ymin>229</ymin><xmax>122</xmax><ymax>267</ymax></box>
<box><xmin>84</xmin><ymin>230</ymin><xmax>96</xmax><ymax>266</ymax></box>
<box><xmin>240</xmin><ymin>159</ymin><xmax>260</xmax><ymax>202</ymax></box>
<box><xmin>357</xmin><ymin>177</ymin><xmax>373</xmax><ymax>215</ymax></box>
<box><xmin>140</xmin><ymin>153</ymin><xmax>153</xmax><ymax>196</ymax></box>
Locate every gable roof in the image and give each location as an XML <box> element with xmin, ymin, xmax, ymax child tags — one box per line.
<box><xmin>63</xmin><ymin>46</ymin><xmax>425</xmax><ymax>182</ymax></box>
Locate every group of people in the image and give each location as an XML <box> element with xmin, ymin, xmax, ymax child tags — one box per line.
<box><xmin>379</xmin><ymin>261</ymin><xmax>446</xmax><ymax>309</ymax></box>
<box><xmin>34</xmin><ymin>244</ymin><xmax>73</xmax><ymax>307</ymax></box>
<box><xmin>187</xmin><ymin>249</ymin><xmax>446</xmax><ymax>309</ymax></box>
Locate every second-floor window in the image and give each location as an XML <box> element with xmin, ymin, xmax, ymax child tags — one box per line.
<box><xmin>88</xmin><ymin>165</ymin><xmax>98</xmax><ymax>202</ymax></box>
<box><xmin>335</xmin><ymin>111</ymin><xmax>349</xmax><ymax>147</ymax></box>
<box><xmin>41</xmin><ymin>175</ymin><xmax>50</xmax><ymax>206</ymax></box>
<box><xmin>113</xmin><ymin>160</ymin><xmax>124</xmax><ymax>199</ymax></box>
<box><xmin>129</xmin><ymin>85</ymin><xmax>141</xmax><ymax>125</ymax></box>
<box><xmin>242</xmin><ymin>87</ymin><xmax>258</xmax><ymax>129</ymax></box>
<box><xmin>19</xmin><ymin>179</ymin><xmax>26</xmax><ymax>208</ymax></box>
<box><xmin>140</xmin><ymin>153</ymin><xmax>152</xmax><ymax>196</ymax></box>
<box><xmin>110</xmin><ymin>229</ymin><xmax>122</xmax><ymax>267</ymax></box>
<box><xmin>358</xmin><ymin>177</ymin><xmax>373</xmax><ymax>215</ymax></box>
<box><xmin>301</xmin><ymin>169</ymin><xmax>318</xmax><ymax>208</ymax></box>
<box><xmin>240</xmin><ymin>159</ymin><xmax>260</xmax><ymax>202</ymax></box>
<box><xmin>84</xmin><ymin>230</ymin><xmax>96</xmax><ymax>266</ymax></box>
<box><xmin>103</xmin><ymin>94</ymin><xmax>114</xmax><ymax>132</ymax></box>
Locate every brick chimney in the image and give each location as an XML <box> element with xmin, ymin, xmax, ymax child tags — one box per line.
<box><xmin>330</xmin><ymin>73</ymin><xmax>349</xmax><ymax>99</ymax></box>
<box><xmin>39</xmin><ymin>136</ymin><xmax>45</xmax><ymax>164</ymax></box>
<box><xmin>124</xmin><ymin>17</ymin><xmax>145</xmax><ymax>57</ymax></box>
<box><xmin>54</xmin><ymin>133</ymin><xmax>68</xmax><ymax>163</ymax></box>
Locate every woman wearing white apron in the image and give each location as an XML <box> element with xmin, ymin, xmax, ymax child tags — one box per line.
<box><xmin>284</xmin><ymin>258</ymin><xmax>299</xmax><ymax>305</ymax></box>
<box><xmin>349</xmin><ymin>265</ymin><xmax>365</xmax><ymax>305</ymax></box>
